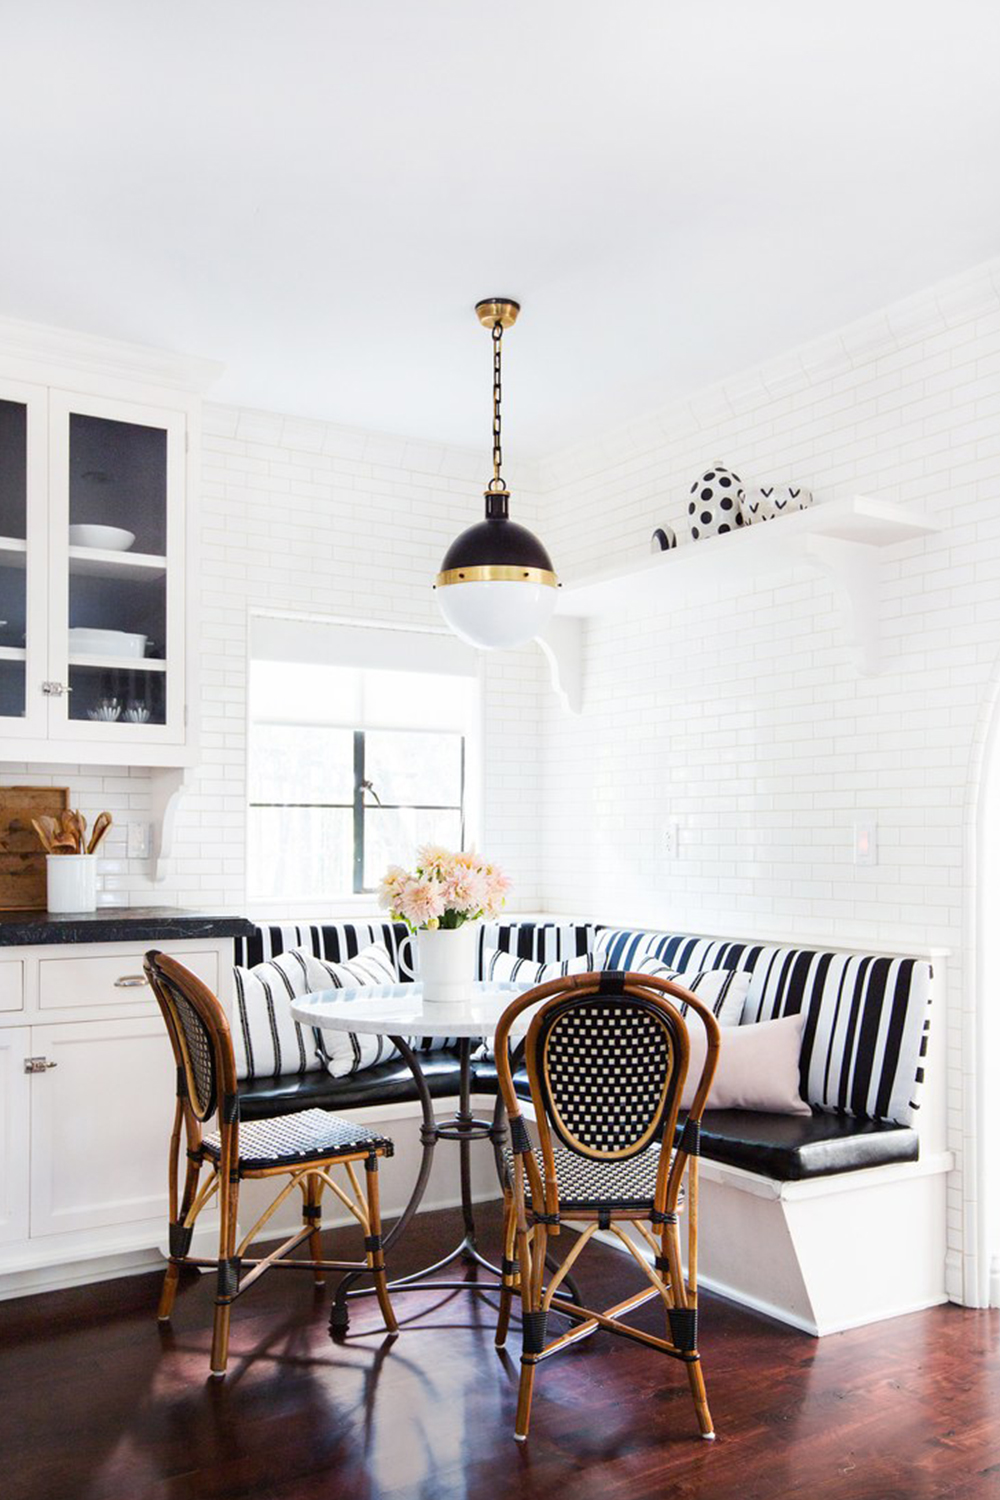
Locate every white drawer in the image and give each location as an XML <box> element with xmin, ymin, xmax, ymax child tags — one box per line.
<box><xmin>0</xmin><ymin>959</ymin><xmax>23</xmax><ymax>1013</ymax></box>
<box><xmin>39</xmin><ymin>949</ymin><xmax>220</xmax><ymax>1011</ymax></box>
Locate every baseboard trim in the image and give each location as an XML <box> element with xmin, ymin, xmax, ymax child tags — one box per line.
<box><xmin>0</xmin><ymin>1186</ymin><xmax>504</xmax><ymax>1304</ymax></box>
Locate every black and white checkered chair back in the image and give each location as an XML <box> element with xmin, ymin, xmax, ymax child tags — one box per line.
<box><xmin>147</xmin><ymin>957</ymin><xmax>221</xmax><ymax>1123</ymax></box>
<box><xmin>533</xmin><ymin>992</ymin><xmax>683</xmax><ymax>1161</ymax></box>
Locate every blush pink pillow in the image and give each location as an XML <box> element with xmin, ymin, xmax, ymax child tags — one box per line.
<box><xmin>680</xmin><ymin>1012</ymin><xmax>812</xmax><ymax>1116</ymax></box>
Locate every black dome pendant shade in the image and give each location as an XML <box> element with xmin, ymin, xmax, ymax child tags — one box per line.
<box><xmin>434</xmin><ymin>299</ymin><xmax>559</xmax><ymax>649</ymax></box>
<box><xmin>436</xmin><ymin>491</ymin><xmax>557</xmax><ymax>584</ymax></box>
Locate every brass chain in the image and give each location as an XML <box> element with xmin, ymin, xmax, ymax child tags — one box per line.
<box><xmin>489</xmin><ymin>320</ymin><xmax>505</xmax><ymax>491</ymax></box>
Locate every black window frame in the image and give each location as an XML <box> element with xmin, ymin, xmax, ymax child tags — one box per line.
<box><xmin>249</xmin><ymin>725</ymin><xmax>466</xmax><ymax>896</ymax></box>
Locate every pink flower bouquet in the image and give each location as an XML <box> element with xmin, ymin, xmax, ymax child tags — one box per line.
<box><xmin>377</xmin><ymin>845</ymin><xmax>511</xmax><ymax>931</ymax></box>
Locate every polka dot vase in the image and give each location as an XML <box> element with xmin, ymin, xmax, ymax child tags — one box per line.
<box><xmin>686</xmin><ymin>463</ymin><xmax>745</xmax><ymax>541</ymax></box>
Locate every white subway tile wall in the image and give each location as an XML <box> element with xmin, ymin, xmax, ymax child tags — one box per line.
<box><xmin>536</xmin><ymin>259</ymin><xmax>1000</xmax><ymax>1304</ymax></box>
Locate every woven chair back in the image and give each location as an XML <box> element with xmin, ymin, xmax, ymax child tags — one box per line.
<box><xmin>530</xmin><ymin>986</ymin><xmax>685</xmax><ymax>1161</ymax></box>
<box><xmin>145</xmin><ymin>950</ymin><xmax>236</xmax><ymax>1123</ymax></box>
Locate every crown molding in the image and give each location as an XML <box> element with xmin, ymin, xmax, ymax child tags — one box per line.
<box><xmin>538</xmin><ymin>257</ymin><xmax>1000</xmax><ymax>492</ymax></box>
<box><xmin>0</xmin><ymin>315</ymin><xmax>224</xmax><ymax>394</ymax></box>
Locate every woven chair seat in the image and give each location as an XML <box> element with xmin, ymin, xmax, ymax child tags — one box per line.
<box><xmin>506</xmin><ymin>1143</ymin><xmax>682</xmax><ymax>1214</ymax></box>
<box><xmin>203</xmin><ymin>1108</ymin><xmax>393</xmax><ymax>1172</ymax></box>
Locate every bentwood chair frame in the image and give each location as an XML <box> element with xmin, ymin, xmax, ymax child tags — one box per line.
<box><xmin>144</xmin><ymin>950</ymin><xmax>397</xmax><ymax>1377</ymax></box>
<box><xmin>494</xmin><ymin>969</ymin><xmax>721</xmax><ymax>1443</ymax></box>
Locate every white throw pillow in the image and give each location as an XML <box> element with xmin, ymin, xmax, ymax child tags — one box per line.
<box><xmin>232</xmin><ymin>946</ymin><xmax>325</xmax><ymax>1082</ymax></box>
<box><xmin>303</xmin><ymin>943</ymin><xmax>404</xmax><ymax>1079</ymax></box>
<box><xmin>680</xmin><ymin>1012</ymin><xmax>812</xmax><ymax>1115</ymax></box>
<box><xmin>630</xmin><ymin>957</ymin><xmax>751</xmax><ymax>1029</ymax></box>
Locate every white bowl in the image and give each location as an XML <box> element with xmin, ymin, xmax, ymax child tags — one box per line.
<box><xmin>69</xmin><ymin>525</ymin><xmax>136</xmax><ymax>552</ymax></box>
<box><xmin>68</xmin><ymin>628</ymin><xmax>147</xmax><ymax>660</ymax></box>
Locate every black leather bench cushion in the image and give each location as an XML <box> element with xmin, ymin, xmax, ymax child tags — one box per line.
<box><xmin>676</xmin><ymin>1109</ymin><xmax>918</xmax><ymax>1182</ymax></box>
<box><xmin>239</xmin><ymin>1058</ymin><xmax>918</xmax><ymax>1183</ymax></box>
<box><xmin>238</xmin><ymin>1052</ymin><xmax>464</xmax><ymax>1120</ymax></box>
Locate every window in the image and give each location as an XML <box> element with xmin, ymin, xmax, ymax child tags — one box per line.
<box><xmin>247</xmin><ymin>619</ymin><xmax>480</xmax><ymax>906</ymax></box>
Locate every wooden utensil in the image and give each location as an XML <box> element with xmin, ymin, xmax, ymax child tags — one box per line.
<box><xmin>31</xmin><ymin>817</ymin><xmax>56</xmax><ymax>853</ymax></box>
<box><xmin>87</xmin><ymin>812</ymin><xmax>112</xmax><ymax>855</ymax></box>
<box><xmin>35</xmin><ymin>815</ymin><xmax>76</xmax><ymax>852</ymax></box>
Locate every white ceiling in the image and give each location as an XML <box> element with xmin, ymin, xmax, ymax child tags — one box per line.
<box><xmin>2</xmin><ymin>1</ymin><xmax>998</xmax><ymax>457</ymax></box>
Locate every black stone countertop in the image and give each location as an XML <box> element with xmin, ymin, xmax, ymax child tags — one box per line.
<box><xmin>0</xmin><ymin>906</ymin><xmax>255</xmax><ymax>946</ymax></box>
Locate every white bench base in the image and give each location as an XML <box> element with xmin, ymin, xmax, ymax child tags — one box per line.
<box><xmin>572</xmin><ymin>1151</ymin><xmax>953</xmax><ymax>1337</ymax></box>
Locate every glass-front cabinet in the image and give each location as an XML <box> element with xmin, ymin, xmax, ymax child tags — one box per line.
<box><xmin>0</xmin><ymin>378</ymin><xmax>48</xmax><ymax>740</ymax></box>
<box><xmin>0</xmin><ymin>384</ymin><xmax>188</xmax><ymax>758</ymax></box>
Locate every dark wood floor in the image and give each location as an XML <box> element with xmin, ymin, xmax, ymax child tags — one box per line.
<box><xmin>1</xmin><ymin>1201</ymin><xmax>998</xmax><ymax>1500</ymax></box>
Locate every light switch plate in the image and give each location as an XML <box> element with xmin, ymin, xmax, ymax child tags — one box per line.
<box><xmin>127</xmin><ymin>821</ymin><xmax>152</xmax><ymax>860</ymax></box>
<box><xmin>853</xmin><ymin>819</ymin><xmax>877</xmax><ymax>866</ymax></box>
<box><xmin>663</xmin><ymin>820</ymin><xmax>680</xmax><ymax>859</ymax></box>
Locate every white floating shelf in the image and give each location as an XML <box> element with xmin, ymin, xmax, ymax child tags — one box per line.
<box><xmin>539</xmin><ymin>496</ymin><xmax>940</xmax><ymax>711</ymax></box>
<box><xmin>69</xmin><ymin>655</ymin><xmax>167</xmax><ymax>673</ymax></box>
<box><xmin>68</xmin><ymin>546</ymin><xmax>167</xmax><ymax>581</ymax></box>
<box><xmin>556</xmin><ymin>496</ymin><xmax>937</xmax><ymax>618</ymax></box>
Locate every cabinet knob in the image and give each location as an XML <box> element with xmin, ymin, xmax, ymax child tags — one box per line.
<box><xmin>24</xmin><ymin>1057</ymin><xmax>58</xmax><ymax>1074</ymax></box>
<box><xmin>114</xmin><ymin>974</ymin><xmax>149</xmax><ymax>988</ymax></box>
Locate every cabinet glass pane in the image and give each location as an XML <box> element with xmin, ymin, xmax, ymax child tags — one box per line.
<box><xmin>67</xmin><ymin>414</ymin><xmax>168</xmax><ymax>726</ymax></box>
<box><xmin>0</xmin><ymin>402</ymin><xmax>27</xmax><ymax>718</ymax></box>
<box><xmin>66</xmin><ymin>664</ymin><xmax>166</xmax><ymax>725</ymax></box>
<box><xmin>0</xmin><ymin>401</ymin><xmax>27</xmax><ymax>539</ymax></box>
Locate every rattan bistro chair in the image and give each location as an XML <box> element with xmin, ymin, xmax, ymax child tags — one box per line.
<box><xmin>493</xmin><ymin>969</ymin><xmax>721</xmax><ymax>1443</ymax></box>
<box><xmin>145</xmin><ymin>951</ymin><xmax>397</xmax><ymax>1377</ymax></box>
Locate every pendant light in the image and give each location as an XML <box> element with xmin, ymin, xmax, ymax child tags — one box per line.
<box><xmin>434</xmin><ymin>298</ymin><xmax>559</xmax><ymax>650</ymax></box>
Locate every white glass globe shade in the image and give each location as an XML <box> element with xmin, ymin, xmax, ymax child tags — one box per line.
<box><xmin>435</xmin><ymin>580</ymin><xmax>557</xmax><ymax>650</ymax></box>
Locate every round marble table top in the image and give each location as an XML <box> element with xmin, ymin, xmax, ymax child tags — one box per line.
<box><xmin>290</xmin><ymin>979</ymin><xmax>532</xmax><ymax>1039</ymax></box>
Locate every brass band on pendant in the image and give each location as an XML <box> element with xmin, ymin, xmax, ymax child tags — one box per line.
<box><xmin>434</xmin><ymin>564</ymin><xmax>559</xmax><ymax>589</ymax></box>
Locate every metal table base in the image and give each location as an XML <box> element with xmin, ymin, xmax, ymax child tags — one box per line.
<box><xmin>329</xmin><ymin>1036</ymin><xmax>580</xmax><ymax>1334</ymax></box>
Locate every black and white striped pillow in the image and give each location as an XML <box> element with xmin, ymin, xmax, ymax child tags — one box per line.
<box><xmin>232</xmin><ymin>947</ymin><xmax>326</xmax><ymax>1082</ymax></box>
<box><xmin>303</xmin><ymin>944</ymin><xmax>405</xmax><ymax>1079</ymax></box>
<box><xmin>475</xmin><ymin>948</ymin><xmax>596</xmax><ymax>1061</ymax></box>
<box><xmin>629</xmin><ymin>957</ymin><xmax>751</xmax><ymax>1028</ymax></box>
<box><xmin>482</xmin><ymin>946</ymin><xmax>595</xmax><ymax>986</ymax></box>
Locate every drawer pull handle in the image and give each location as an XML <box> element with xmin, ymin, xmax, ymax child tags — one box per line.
<box><xmin>24</xmin><ymin>1057</ymin><xmax>57</xmax><ymax>1073</ymax></box>
<box><xmin>114</xmin><ymin>974</ymin><xmax>149</xmax><ymax>988</ymax></box>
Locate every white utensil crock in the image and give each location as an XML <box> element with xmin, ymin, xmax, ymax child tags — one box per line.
<box><xmin>46</xmin><ymin>853</ymin><xmax>98</xmax><ymax>913</ymax></box>
<box><xmin>416</xmin><ymin>923</ymin><xmax>478</xmax><ymax>1007</ymax></box>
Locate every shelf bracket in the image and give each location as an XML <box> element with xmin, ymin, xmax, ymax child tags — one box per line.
<box><xmin>149</xmin><ymin>768</ymin><xmax>190</xmax><ymax>883</ymax></box>
<box><xmin>803</xmin><ymin>535</ymin><xmax>881</xmax><ymax>675</ymax></box>
<box><xmin>535</xmin><ymin>615</ymin><xmax>583</xmax><ymax>714</ymax></box>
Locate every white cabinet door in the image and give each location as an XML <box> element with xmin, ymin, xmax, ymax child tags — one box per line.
<box><xmin>46</xmin><ymin>388</ymin><xmax>187</xmax><ymax>748</ymax></box>
<box><xmin>0</xmin><ymin>378</ymin><xmax>48</xmax><ymax>739</ymax></box>
<box><xmin>29</xmin><ymin>1016</ymin><xmax>176</xmax><ymax>1238</ymax></box>
<box><xmin>0</xmin><ymin>1028</ymin><xmax>30</xmax><ymax>1244</ymax></box>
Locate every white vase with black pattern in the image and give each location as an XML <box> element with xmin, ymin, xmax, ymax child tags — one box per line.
<box><xmin>741</xmin><ymin>483</ymin><xmax>814</xmax><ymax>524</ymax></box>
<box><xmin>686</xmin><ymin>463</ymin><xmax>745</xmax><ymax>541</ymax></box>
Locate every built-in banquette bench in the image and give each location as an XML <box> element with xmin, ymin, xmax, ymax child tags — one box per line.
<box><xmin>233</xmin><ymin>920</ymin><xmax>948</xmax><ymax>1335</ymax></box>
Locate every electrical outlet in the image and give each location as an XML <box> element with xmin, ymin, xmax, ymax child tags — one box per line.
<box><xmin>127</xmin><ymin>821</ymin><xmax>152</xmax><ymax>860</ymax></box>
<box><xmin>663</xmin><ymin>820</ymin><xmax>680</xmax><ymax>859</ymax></box>
<box><xmin>853</xmin><ymin>819</ymin><xmax>877</xmax><ymax>866</ymax></box>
